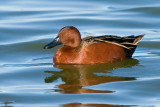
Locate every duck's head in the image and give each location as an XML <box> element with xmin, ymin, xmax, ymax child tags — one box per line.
<box><xmin>44</xmin><ymin>26</ymin><xmax>81</xmax><ymax>49</ymax></box>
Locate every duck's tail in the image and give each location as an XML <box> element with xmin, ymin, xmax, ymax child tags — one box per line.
<box><xmin>122</xmin><ymin>34</ymin><xmax>145</xmax><ymax>57</ymax></box>
<box><xmin>132</xmin><ymin>34</ymin><xmax>145</xmax><ymax>45</ymax></box>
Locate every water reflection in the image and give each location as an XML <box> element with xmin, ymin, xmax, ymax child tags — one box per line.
<box><xmin>44</xmin><ymin>59</ymin><xmax>138</xmax><ymax>94</ymax></box>
<box><xmin>62</xmin><ymin>103</ymin><xmax>129</xmax><ymax>107</ymax></box>
<box><xmin>1</xmin><ymin>101</ymin><xmax>13</xmax><ymax>107</ymax></box>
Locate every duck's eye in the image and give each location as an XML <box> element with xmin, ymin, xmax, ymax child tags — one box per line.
<box><xmin>65</xmin><ymin>33</ymin><xmax>69</xmax><ymax>36</ymax></box>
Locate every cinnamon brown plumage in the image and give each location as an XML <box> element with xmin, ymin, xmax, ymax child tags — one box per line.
<box><xmin>44</xmin><ymin>26</ymin><xmax>145</xmax><ymax>64</ymax></box>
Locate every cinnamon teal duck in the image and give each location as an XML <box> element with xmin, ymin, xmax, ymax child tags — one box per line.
<box><xmin>44</xmin><ymin>26</ymin><xmax>145</xmax><ymax>64</ymax></box>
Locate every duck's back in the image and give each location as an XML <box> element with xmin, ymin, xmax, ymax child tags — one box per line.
<box><xmin>81</xmin><ymin>34</ymin><xmax>145</xmax><ymax>58</ymax></box>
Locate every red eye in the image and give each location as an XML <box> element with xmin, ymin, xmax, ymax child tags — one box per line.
<box><xmin>65</xmin><ymin>33</ymin><xmax>69</xmax><ymax>36</ymax></box>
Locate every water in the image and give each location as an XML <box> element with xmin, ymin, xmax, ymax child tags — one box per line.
<box><xmin>0</xmin><ymin>0</ymin><xmax>160</xmax><ymax>106</ymax></box>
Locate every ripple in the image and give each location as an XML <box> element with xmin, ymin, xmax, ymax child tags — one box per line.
<box><xmin>2</xmin><ymin>63</ymin><xmax>53</xmax><ymax>67</ymax></box>
<box><xmin>123</xmin><ymin>6</ymin><xmax>160</xmax><ymax>16</ymax></box>
<box><xmin>1</xmin><ymin>0</ymin><xmax>160</xmax><ymax>106</ymax></box>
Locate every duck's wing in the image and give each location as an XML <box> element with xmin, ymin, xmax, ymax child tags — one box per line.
<box><xmin>82</xmin><ymin>34</ymin><xmax>145</xmax><ymax>57</ymax></box>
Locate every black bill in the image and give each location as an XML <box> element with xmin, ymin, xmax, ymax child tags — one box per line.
<box><xmin>43</xmin><ymin>36</ymin><xmax>62</xmax><ymax>49</ymax></box>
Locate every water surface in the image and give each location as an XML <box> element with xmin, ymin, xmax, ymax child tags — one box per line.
<box><xmin>0</xmin><ymin>0</ymin><xmax>160</xmax><ymax>107</ymax></box>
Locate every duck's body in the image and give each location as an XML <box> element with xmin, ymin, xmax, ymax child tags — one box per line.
<box><xmin>44</xmin><ymin>26</ymin><xmax>144</xmax><ymax>64</ymax></box>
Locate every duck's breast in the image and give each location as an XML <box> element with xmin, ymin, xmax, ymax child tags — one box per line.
<box><xmin>54</xmin><ymin>46</ymin><xmax>78</xmax><ymax>64</ymax></box>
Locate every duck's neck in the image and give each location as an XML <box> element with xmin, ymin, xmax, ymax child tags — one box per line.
<box><xmin>63</xmin><ymin>45</ymin><xmax>81</xmax><ymax>52</ymax></box>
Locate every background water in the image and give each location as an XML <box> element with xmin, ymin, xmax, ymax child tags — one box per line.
<box><xmin>0</xmin><ymin>0</ymin><xmax>160</xmax><ymax>107</ymax></box>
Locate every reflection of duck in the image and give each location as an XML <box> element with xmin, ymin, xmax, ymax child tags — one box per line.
<box><xmin>62</xmin><ymin>103</ymin><xmax>128</xmax><ymax>107</ymax></box>
<box><xmin>44</xmin><ymin>26</ymin><xmax>144</xmax><ymax>64</ymax></box>
<box><xmin>44</xmin><ymin>59</ymin><xmax>138</xmax><ymax>94</ymax></box>
<box><xmin>2</xmin><ymin>101</ymin><xmax>13</xmax><ymax>107</ymax></box>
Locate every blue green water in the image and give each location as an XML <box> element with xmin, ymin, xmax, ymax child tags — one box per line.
<box><xmin>0</xmin><ymin>0</ymin><xmax>160</xmax><ymax>106</ymax></box>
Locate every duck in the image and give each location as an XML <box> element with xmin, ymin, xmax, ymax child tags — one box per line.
<box><xmin>44</xmin><ymin>26</ymin><xmax>145</xmax><ymax>64</ymax></box>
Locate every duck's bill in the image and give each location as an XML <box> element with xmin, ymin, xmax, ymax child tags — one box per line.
<box><xmin>43</xmin><ymin>36</ymin><xmax>62</xmax><ymax>49</ymax></box>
